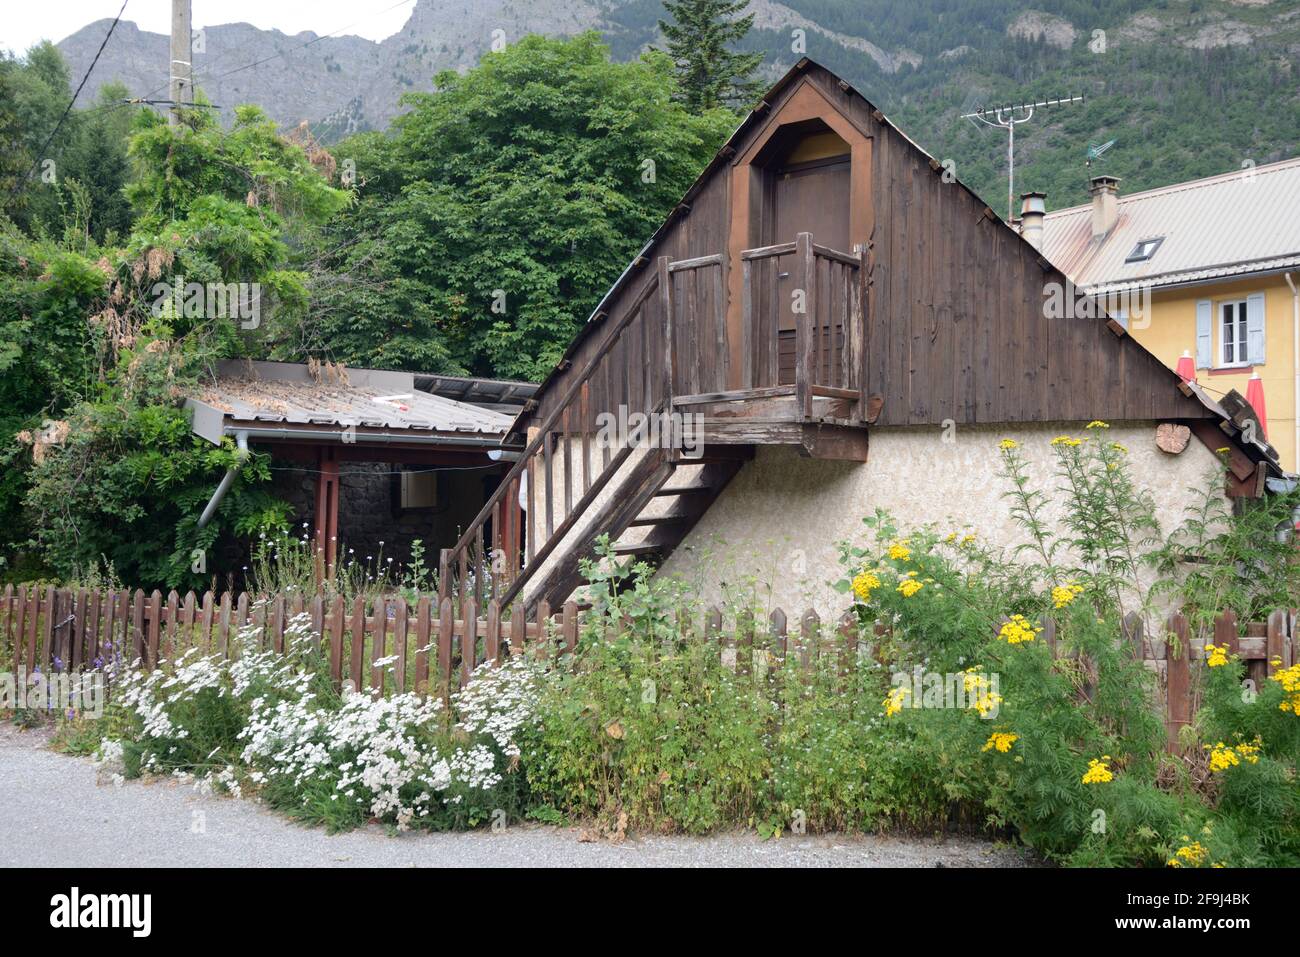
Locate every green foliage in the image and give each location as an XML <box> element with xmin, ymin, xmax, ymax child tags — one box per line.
<box><xmin>1</xmin><ymin>78</ymin><xmax>348</xmax><ymax>588</ymax></box>
<box><xmin>657</xmin><ymin>0</ymin><xmax>764</xmax><ymax>111</ymax></box>
<box><xmin>300</xmin><ymin>33</ymin><xmax>737</xmax><ymax>380</ymax></box>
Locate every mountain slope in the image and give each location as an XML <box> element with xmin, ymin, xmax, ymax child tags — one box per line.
<box><xmin>56</xmin><ymin>0</ymin><xmax>1300</xmax><ymax>212</ymax></box>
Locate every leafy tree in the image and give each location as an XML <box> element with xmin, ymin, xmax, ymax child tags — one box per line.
<box><xmin>3</xmin><ymin>100</ymin><xmax>348</xmax><ymax>588</ymax></box>
<box><xmin>299</xmin><ymin>33</ymin><xmax>736</xmax><ymax>380</ymax></box>
<box><xmin>657</xmin><ymin>0</ymin><xmax>764</xmax><ymax>111</ymax></box>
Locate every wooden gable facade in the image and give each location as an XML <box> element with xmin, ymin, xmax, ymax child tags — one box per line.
<box><xmin>520</xmin><ymin>58</ymin><xmax>1212</xmax><ymax>436</ymax></box>
<box><xmin>441</xmin><ymin>59</ymin><xmax>1221</xmax><ymax>614</ymax></box>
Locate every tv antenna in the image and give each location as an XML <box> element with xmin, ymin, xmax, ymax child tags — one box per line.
<box><xmin>1086</xmin><ymin>138</ymin><xmax>1116</xmax><ymax>167</ymax></box>
<box><xmin>962</xmin><ymin>95</ymin><xmax>1085</xmax><ymax>221</ymax></box>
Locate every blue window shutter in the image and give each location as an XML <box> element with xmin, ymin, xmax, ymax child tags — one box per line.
<box><xmin>1246</xmin><ymin>292</ymin><xmax>1266</xmax><ymax>365</ymax></box>
<box><xmin>1195</xmin><ymin>299</ymin><xmax>1212</xmax><ymax>368</ymax></box>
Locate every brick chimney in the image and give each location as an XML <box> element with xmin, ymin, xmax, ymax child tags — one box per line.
<box><xmin>1089</xmin><ymin>175</ymin><xmax>1120</xmax><ymax>240</ymax></box>
<box><xmin>1019</xmin><ymin>192</ymin><xmax>1046</xmax><ymax>251</ymax></box>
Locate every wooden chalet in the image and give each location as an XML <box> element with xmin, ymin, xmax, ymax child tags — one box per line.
<box><xmin>440</xmin><ymin>59</ymin><xmax>1285</xmax><ymax>614</ymax></box>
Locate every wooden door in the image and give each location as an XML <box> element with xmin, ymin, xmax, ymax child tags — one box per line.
<box><xmin>771</xmin><ymin>157</ymin><xmax>850</xmax><ymax>383</ymax></box>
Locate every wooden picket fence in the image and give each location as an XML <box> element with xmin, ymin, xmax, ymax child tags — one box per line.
<box><xmin>0</xmin><ymin>582</ymin><xmax>1295</xmax><ymax>753</ymax></box>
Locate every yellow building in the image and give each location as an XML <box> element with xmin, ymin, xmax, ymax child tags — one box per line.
<box><xmin>1038</xmin><ymin>160</ymin><xmax>1300</xmax><ymax>473</ymax></box>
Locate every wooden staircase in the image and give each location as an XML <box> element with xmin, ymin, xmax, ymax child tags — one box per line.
<box><xmin>532</xmin><ymin>447</ymin><xmax>752</xmax><ymax>609</ymax></box>
<box><xmin>439</xmin><ymin>232</ymin><xmax>863</xmax><ymax>615</ymax></box>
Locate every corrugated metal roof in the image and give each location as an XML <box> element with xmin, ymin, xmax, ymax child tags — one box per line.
<box><xmin>186</xmin><ymin>360</ymin><xmax>512</xmax><ymax>444</ymax></box>
<box><xmin>1040</xmin><ymin>157</ymin><xmax>1300</xmax><ymax>291</ymax></box>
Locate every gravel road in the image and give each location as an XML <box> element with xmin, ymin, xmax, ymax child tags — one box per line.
<box><xmin>0</xmin><ymin>725</ymin><xmax>1037</xmax><ymax>868</ymax></box>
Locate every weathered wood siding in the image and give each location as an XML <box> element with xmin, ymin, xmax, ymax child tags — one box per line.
<box><xmin>527</xmin><ymin>61</ymin><xmax>1212</xmax><ymax>432</ymax></box>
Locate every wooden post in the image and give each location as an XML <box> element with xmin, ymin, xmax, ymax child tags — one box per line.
<box><xmin>658</xmin><ymin>256</ymin><xmax>674</xmax><ymax>405</ymax></box>
<box><xmin>1166</xmin><ymin>612</ymin><xmax>1191</xmax><ymax>753</ymax></box>
<box><xmin>314</xmin><ymin>447</ymin><xmax>340</xmax><ymax>585</ymax></box>
<box><xmin>794</xmin><ymin>232</ymin><xmax>815</xmax><ymax>419</ymax></box>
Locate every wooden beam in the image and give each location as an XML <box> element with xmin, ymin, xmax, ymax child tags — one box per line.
<box><xmin>1187</xmin><ymin>419</ymin><xmax>1254</xmax><ymax>481</ymax></box>
<box><xmin>800</xmin><ymin>423</ymin><xmax>869</xmax><ymax>461</ymax></box>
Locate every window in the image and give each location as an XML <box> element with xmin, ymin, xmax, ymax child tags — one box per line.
<box><xmin>1220</xmin><ymin>300</ymin><xmax>1249</xmax><ymax>366</ymax></box>
<box><xmin>1125</xmin><ymin>237</ymin><xmax>1163</xmax><ymax>263</ymax></box>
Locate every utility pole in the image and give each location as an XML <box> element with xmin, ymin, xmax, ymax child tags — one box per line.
<box><xmin>169</xmin><ymin>0</ymin><xmax>192</xmax><ymax>127</ymax></box>
<box><xmin>962</xmin><ymin>95</ymin><xmax>1085</xmax><ymax>222</ymax></box>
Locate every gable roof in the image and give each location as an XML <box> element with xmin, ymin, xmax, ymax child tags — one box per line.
<box><xmin>1041</xmin><ymin>157</ymin><xmax>1300</xmax><ymax>294</ymax></box>
<box><xmin>512</xmin><ymin>59</ymin><xmax>1287</xmax><ymax>478</ymax></box>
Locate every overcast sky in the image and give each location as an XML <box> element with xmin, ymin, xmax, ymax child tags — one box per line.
<box><xmin>3</xmin><ymin>1</ymin><xmax>415</xmax><ymax>55</ymax></box>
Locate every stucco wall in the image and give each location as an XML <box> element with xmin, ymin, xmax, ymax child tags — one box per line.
<box><xmin>656</xmin><ymin>421</ymin><xmax>1224</xmax><ymax>617</ymax></box>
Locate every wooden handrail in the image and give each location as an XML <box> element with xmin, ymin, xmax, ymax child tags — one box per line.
<box><xmin>447</xmin><ymin>269</ymin><xmax>661</xmax><ymax>561</ymax></box>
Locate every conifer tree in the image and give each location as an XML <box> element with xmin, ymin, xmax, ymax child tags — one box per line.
<box><xmin>658</xmin><ymin>0</ymin><xmax>764</xmax><ymax>112</ymax></box>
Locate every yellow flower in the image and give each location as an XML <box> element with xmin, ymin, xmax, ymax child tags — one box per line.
<box><xmin>961</xmin><ymin>669</ymin><xmax>1002</xmax><ymax>717</ymax></box>
<box><xmin>1050</xmin><ymin>435</ymin><xmax>1081</xmax><ymax>447</ymax></box>
<box><xmin>961</xmin><ymin>533</ymin><xmax>976</xmax><ymax>546</ymax></box>
<box><xmin>887</xmin><ymin>540</ymin><xmax>912</xmax><ymax>562</ymax></box>
<box><xmin>1234</xmin><ymin>740</ymin><xmax>1262</xmax><ymax>764</ymax></box>
<box><xmin>997</xmin><ymin>613</ymin><xmax>1041</xmax><ymax>644</ymax></box>
<box><xmin>1110</xmin><ymin>442</ymin><xmax>1128</xmax><ymax>453</ymax></box>
<box><xmin>883</xmin><ymin>686</ymin><xmax>910</xmax><ymax>717</ymax></box>
<box><xmin>1204</xmin><ymin>643</ymin><xmax>1229</xmax><ymax>668</ymax></box>
<box><xmin>1050</xmin><ymin>583</ymin><xmax>1085</xmax><ymax>609</ymax></box>
<box><xmin>1085</xmin><ymin>420</ymin><xmax>1109</xmax><ymax>429</ymax></box>
<box><xmin>1205</xmin><ymin>742</ymin><xmax>1239</xmax><ymax>773</ymax></box>
<box><xmin>1270</xmin><ymin>663</ymin><xmax>1300</xmax><ymax>715</ymax></box>
<box><xmin>896</xmin><ymin>579</ymin><xmax>923</xmax><ymax>598</ymax></box>
<box><xmin>851</xmin><ymin>570</ymin><xmax>881</xmax><ymax>602</ymax></box>
<box><xmin>1082</xmin><ymin>757</ymin><xmax>1114</xmax><ymax>784</ymax></box>
<box><xmin>1215</xmin><ymin>446</ymin><xmax>1231</xmax><ymax>454</ymax></box>
<box><xmin>1167</xmin><ymin>841</ymin><xmax>1209</xmax><ymax>868</ymax></box>
<box><xmin>999</xmin><ymin>438</ymin><xmax>1018</xmax><ymax>450</ymax></box>
<box><xmin>982</xmin><ymin>731</ymin><xmax>1019</xmax><ymax>753</ymax></box>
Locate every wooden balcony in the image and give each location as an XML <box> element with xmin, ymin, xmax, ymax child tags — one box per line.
<box><xmin>666</xmin><ymin>231</ymin><xmax>868</xmax><ymax>456</ymax></box>
<box><xmin>440</xmin><ymin>231</ymin><xmax>868</xmax><ymax>612</ymax></box>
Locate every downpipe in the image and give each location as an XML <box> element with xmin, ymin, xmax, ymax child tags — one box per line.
<box><xmin>197</xmin><ymin>430</ymin><xmax>250</xmax><ymax>529</ymax></box>
<box><xmin>1286</xmin><ymin>272</ymin><xmax>1299</xmax><ymax>478</ymax></box>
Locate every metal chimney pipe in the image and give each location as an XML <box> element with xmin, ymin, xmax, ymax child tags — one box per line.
<box><xmin>1019</xmin><ymin>192</ymin><xmax>1046</xmax><ymax>251</ymax></box>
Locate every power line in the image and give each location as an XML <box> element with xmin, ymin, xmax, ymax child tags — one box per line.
<box><xmin>6</xmin><ymin>0</ymin><xmax>131</xmax><ymax>205</ymax></box>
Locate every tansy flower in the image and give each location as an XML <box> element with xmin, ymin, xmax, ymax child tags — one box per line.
<box><xmin>1050</xmin><ymin>435</ymin><xmax>1081</xmax><ymax>447</ymax></box>
<box><xmin>883</xmin><ymin>687</ymin><xmax>910</xmax><ymax>717</ymax></box>
<box><xmin>851</xmin><ymin>570</ymin><xmax>881</xmax><ymax>602</ymax></box>
<box><xmin>982</xmin><ymin>731</ymin><xmax>1019</xmax><ymax>753</ymax></box>
<box><xmin>1085</xmin><ymin>420</ymin><xmax>1109</xmax><ymax>429</ymax></box>
<box><xmin>1050</xmin><ymin>583</ymin><xmax>1085</xmax><ymax>609</ymax></box>
<box><xmin>1269</xmin><ymin>663</ymin><xmax>1300</xmax><ymax>715</ymax></box>
<box><xmin>1167</xmin><ymin>841</ymin><xmax>1209</xmax><ymax>868</ymax></box>
<box><xmin>1204</xmin><ymin>643</ymin><xmax>1229</xmax><ymax>668</ymax></box>
<box><xmin>887</xmin><ymin>540</ymin><xmax>912</xmax><ymax>562</ymax></box>
<box><xmin>896</xmin><ymin>579</ymin><xmax>923</xmax><ymax>598</ymax></box>
<box><xmin>1110</xmin><ymin>442</ymin><xmax>1127</xmax><ymax>453</ymax></box>
<box><xmin>1082</xmin><ymin>757</ymin><xmax>1114</xmax><ymax>784</ymax></box>
<box><xmin>961</xmin><ymin>669</ymin><xmax>1002</xmax><ymax>717</ymax></box>
<box><xmin>999</xmin><ymin>438</ymin><xmax>1018</xmax><ymax>450</ymax></box>
<box><xmin>998</xmin><ymin>614</ymin><xmax>1041</xmax><ymax>644</ymax></box>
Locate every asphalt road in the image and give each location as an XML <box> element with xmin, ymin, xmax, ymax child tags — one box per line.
<box><xmin>0</xmin><ymin>725</ymin><xmax>1036</xmax><ymax>868</ymax></box>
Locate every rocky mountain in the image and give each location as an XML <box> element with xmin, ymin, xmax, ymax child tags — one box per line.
<box><xmin>57</xmin><ymin>0</ymin><xmax>1300</xmax><ymax>210</ymax></box>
